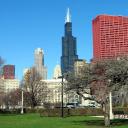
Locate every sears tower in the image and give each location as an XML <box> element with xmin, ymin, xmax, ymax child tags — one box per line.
<box><xmin>61</xmin><ymin>8</ymin><xmax>78</xmax><ymax>74</ymax></box>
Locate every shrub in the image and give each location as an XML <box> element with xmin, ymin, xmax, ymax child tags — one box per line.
<box><xmin>40</xmin><ymin>108</ymin><xmax>70</xmax><ymax>117</ymax></box>
<box><xmin>70</xmin><ymin>108</ymin><xmax>103</xmax><ymax>116</ymax></box>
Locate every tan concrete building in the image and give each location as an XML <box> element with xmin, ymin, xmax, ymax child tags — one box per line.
<box><xmin>74</xmin><ymin>59</ymin><xmax>86</xmax><ymax>76</ymax></box>
<box><xmin>0</xmin><ymin>78</ymin><xmax>19</xmax><ymax>93</ymax></box>
<box><xmin>0</xmin><ymin>78</ymin><xmax>4</xmax><ymax>93</ymax></box>
<box><xmin>41</xmin><ymin>78</ymin><xmax>66</xmax><ymax>103</ymax></box>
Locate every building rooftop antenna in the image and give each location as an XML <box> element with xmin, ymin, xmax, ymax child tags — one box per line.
<box><xmin>65</xmin><ymin>8</ymin><xmax>71</xmax><ymax>23</ymax></box>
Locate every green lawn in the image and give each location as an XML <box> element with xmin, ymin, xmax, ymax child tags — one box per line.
<box><xmin>0</xmin><ymin>114</ymin><xmax>128</xmax><ymax>128</ymax></box>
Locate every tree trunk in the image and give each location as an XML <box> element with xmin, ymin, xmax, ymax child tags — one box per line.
<box><xmin>104</xmin><ymin>113</ymin><xmax>110</xmax><ymax>127</ymax></box>
<box><xmin>31</xmin><ymin>101</ymin><xmax>37</xmax><ymax>108</ymax></box>
<box><xmin>103</xmin><ymin>103</ymin><xmax>110</xmax><ymax>127</ymax></box>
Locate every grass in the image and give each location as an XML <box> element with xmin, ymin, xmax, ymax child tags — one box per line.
<box><xmin>0</xmin><ymin>114</ymin><xmax>128</xmax><ymax>128</ymax></box>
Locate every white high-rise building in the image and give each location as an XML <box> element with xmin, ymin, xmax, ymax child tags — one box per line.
<box><xmin>34</xmin><ymin>48</ymin><xmax>47</xmax><ymax>79</ymax></box>
<box><xmin>53</xmin><ymin>65</ymin><xmax>61</xmax><ymax>79</ymax></box>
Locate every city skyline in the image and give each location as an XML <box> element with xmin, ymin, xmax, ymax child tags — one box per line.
<box><xmin>0</xmin><ymin>0</ymin><xmax>128</xmax><ymax>79</ymax></box>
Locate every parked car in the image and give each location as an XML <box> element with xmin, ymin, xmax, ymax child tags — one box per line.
<box><xmin>66</xmin><ymin>102</ymin><xmax>79</xmax><ymax>108</ymax></box>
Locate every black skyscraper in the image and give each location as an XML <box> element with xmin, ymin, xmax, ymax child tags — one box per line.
<box><xmin>61</xmin><ymin>9</ymin><xmax>78</xmax><ymax>74</ymax></box>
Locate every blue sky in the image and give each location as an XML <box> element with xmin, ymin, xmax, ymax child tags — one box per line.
<box><xmin>0</xmin><ymin>0</ymin><xmax>128</xmax><ymax>80</ymax></box>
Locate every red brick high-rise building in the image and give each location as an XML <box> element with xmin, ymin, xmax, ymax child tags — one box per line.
<box><xmin>3</xmin><ymin>65</ymin><xmax>15</xmax><ymax>79</ymax></box>
<box><xmin>93</xmin><ymin>15</ymin><xmax>128</xmax><ymax>60</ymax></box>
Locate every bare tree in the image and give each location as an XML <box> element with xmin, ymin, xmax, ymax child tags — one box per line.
<box><xmin>3</xmin><ymin>89</ymin><xmax>21</xmax><ymax>109</ymax></box>
<box><xmin>66</xmin><ymin>57</ymin><xmax>128</xmax><ymax>126</ymax></box>
<box><xmin>23</xmin><ymin>67</ymin><xmax>48</xmax><ymax>108</ymax></box>
<box><xmin>0</xmin><ymin>92</ymin><xmax>5</xmax><ymax>109</ymax></box>
<box><xmin>65</xmin><ymin>65</ymin><xmax>91</xmax><ymax>99</ymax></box>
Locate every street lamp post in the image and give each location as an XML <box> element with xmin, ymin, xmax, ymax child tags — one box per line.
<box><xmin>109</xmin><ymin>91</ymin><xmax>114</xmax><ymax>119</ymax></box>
<box><xmin>61</xmin><ymin>73</ymin><xmax>64</xmax><ymax>118</ymax></box>
<box><xmin>58</xmin><ymin>74</ymin><xmax>64</xmax><ymax>117</ymax></box>
<box><xmin>108</xmin><ymin>79</ymin><xmax>113</xmax><ymax>120</ymax></box>
<box><xmin>21</xmin><ymin>87</ymin><xmax>24</xmax><ymax>114</ymax></box>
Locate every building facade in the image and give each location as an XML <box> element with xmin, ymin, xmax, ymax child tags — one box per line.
<box><xmin>34</xmin><ymin>48</ymin><xmax>47</xmax><ymax>79</ymax></box>
<box><xmin>0</xmin><ymin>78</ymin><xmax>4</xmax><ymax>93</ymax></box>
<box><xmin>0</xmin><ymin>78</ymin><xmax>19</xmax><ymax>93</ymax></box>
<box><xmin>93</xmin><ymin>15</ymin><xmax>128</xmax><ymax>60</ymax></box>
<box><xmin>41</xmin><ymin>78</ymin><xmax>93</xmax><ymax>107</ymax></box>
<box><xmin>74</xmin><ymin>59</ymin><xmax>86</xmax><ymax>76</ymax></box>
<box><xmin>42</xmin><ymin>78</ymin><xmax>81</xmax><ymax>106</ymax></box>
<box><xmin>3</xmin><ymin>65</ymin><xmax>15</xmax><ymax>79</ymax></box>
<box><xmin>61</xmin><ymin>8</ymin><xmax>78</xmax><ymax>74</ymax></box>
<box><xmin>41</xmin><ymin>78</ymin><xmax>65</xmax><ymax>104</ymax></box>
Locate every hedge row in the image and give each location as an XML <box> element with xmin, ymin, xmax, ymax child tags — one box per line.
<box><xmin>113</xmin><ymin>107</ymin><xmax>128</xmax><ymax>114</ymax></box>
<box><xmin>0</xmin><ymin>107</ymin><xmax>128</xmax><ymax>117</ymax></box>
<box><xmin>0</xmin><ymin>109</ymin><xmax>21</xmax><ymax>114</ymax></box>
<box><xmin>40</xmin><ymin>108</ymin><xmax>104</xmax><ymax>117</ymax></box>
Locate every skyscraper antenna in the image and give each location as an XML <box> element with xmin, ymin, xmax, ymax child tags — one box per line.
<box><xmin>65</xmin><ymin>8</ymin><xmax>71</xmax><ymax>23</ymax></box>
